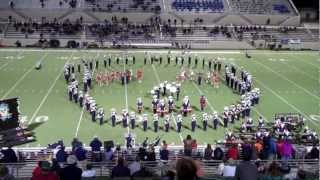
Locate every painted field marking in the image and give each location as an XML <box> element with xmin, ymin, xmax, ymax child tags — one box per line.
<box><xmin>278</xmin><ymin>60</ymin><xmax>318</xmax><ymax>82</ymax></box>
<box><xmin>1</xmin><ymin>53</ymin><xmax>48</xmax><ymax>100</ymax></box>
<box><xmin>254</xmin><ymin>78</ymin><xmax>317</xmax><ymax>126</ymax></box>
<box><xmin>253</xmin><ymin>58</ymin><xmax>320</xmax><ymax>101</ymax></box>
<box><xmin>28</xmin><ymin>52</ymin><xmax>74</xmax><ymax>125</ymax></box>
<box><xmin>0</xmin><ymin>51</ymin><xmax>24</xmax><ymax>71</ymax></box>
<box><xmin>123</xmin><ymin>56</ymin><xmax>130</xmax><ymax>134</ymax></box>
<box><xmin>75</xmin><ymin>52</ymin><xmax>100</xmax><ymax>137</ymax></box>
<box><xmin>152</xmin><ymin>64</ymin><xmax>183</xmax><ymax>142</ymax></box>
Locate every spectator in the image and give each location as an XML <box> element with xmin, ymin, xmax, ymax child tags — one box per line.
<box><xmin>60</xmin><ymin>155</ymin><xmax>82</xmax><ymax>180</ymax></box>
<box><xmin>1</xmin><ymin>146</ymin><xmax>17</xmax><ymax>163</ymax></box>
<box><xmin>160</xmin><ymin>141</ymin><xmax>169</xmax><ymax>161</ymax></box>
<box><xmin>74</xmin><ymin>145</ymin><xmax>87</xmax><ymax>168</ymax></box>
<box><xmin>90</xmin><ymin>136</ymin><xmax>102</xmax><ymax>152</ymax></box>
<box><xmin>262</xmin><ymin>161</ymin><xmax>282</xmax><ymax>180</ymax></box>
<box><xmin>128</xmin><ymin>156</ymin><xmax>141</xmax><ymax>176</ymax></box>
<box><xmin>90</xmin><ymin>136</ymin><xmax>102</xmax><ymax>162</ymax></box>
<box><xmin>71</xmin><ymin>138</ymin><xmax>82</xmax><ymax>151</ymax></box>
<box><xmin>111</xmin><ymin>157</ymin><xmax>130</xmax><ymax>178</ymax></box>
<box><xmin>242</xmin><ymin>141</ymin><xmax>253</xmax><ymax>160</ymax></box>
<box><xmin>31</xmin><ymin>161</ymin><xmax>59</xmax><ymax>180</ymax></box>
<box><xmin>191</xmin><ymin>139</ymin><xmax>197</xmax><ymax>154</ymax></box>
<box><xmin>221</xmin><ymin>159</ymin><xmax>236</xmax><ymax>178</ymax></box>
<box><xmin>306</xmin><ymin>144</ymin><xmax>319</xmax><ymax>159</ymax></box>
<box><xmin>183</xmin><ymin>135</ymin><xmax>193</xmax><ymax>156</ymax></box>
<box><xmin>176</xmin><ymin>157</ymin><xmax>198</xmax><ymax>180</ymax></box>
<box><xmin>147</xmin><ymin>145</ymin><xmax>156</xmax><ymax>161</ymax></box>
<box><xmin>104</xmin><ymin>146</ymin><xmax>114</xmax><ymax>161</ymax></box>
<box><xmin>235</xmin><ymin>151</ymin><xmax>258</xmax><ymax>180</ymax></box>
<box><xmin>0</xmin><ymin>165</ymin><xmax>14</xmax><ymax>180</ymax></box>
<box><xmin>213</xmin><ymin>145</ymin><xmax>224</xmax><ymax>160</ymax></box>
<box><xmin>265</xmin><ymin>136</ymin><xmax>277</xmax><ymax>160</ymax></box>
<box><xmin>203</xmin><ymin>144</ymin><xmax>213</xmax><ymax>160</ymax></box>
<box><xmin>280</xmin><ymin>139</ymin><xmax>294</xmax><ymax>162</ymax></box>
<box><xmin>82</xmin><ymin>164</ymin><xmax>96</xmax><ymax>179</ymax></box>
<box><xmin>132</xmin><ymin>166</ymin><xmax>155</xmax><ymax>179</ymax></box>
<box><xmin>227</xmin><ymin>144</ymin><xmax>238</xmax><ymax>160</ymax></box>
<box><xmin>50</xmin><ymin>159</ymin><xmax>61</xmax><ymax>175</ymax></box>
<box><xmin>56</xmin><ymin>146</ymin><xmax>68</xmax><ymax>164</ymax></box>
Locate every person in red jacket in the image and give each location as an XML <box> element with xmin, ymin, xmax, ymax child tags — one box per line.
<box><xmin>227</xmin><ymin>144</ymin><xmax>239</xmax><ymax>160</ymax></box>
<box><xmin>200</xmin><ymin>95</ymin><xmax>206</xmax><ymax>111</ymax></box>
<box><xmin>31</xmin><ymin>161</ymin><xmax>59</xmax><ymax>180</ymax></box>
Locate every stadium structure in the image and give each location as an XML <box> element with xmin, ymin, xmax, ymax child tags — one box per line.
<box><xmin>0</xmin><ymin>0</ymin><xmax>319</xmax><ymax>179</ymax></box>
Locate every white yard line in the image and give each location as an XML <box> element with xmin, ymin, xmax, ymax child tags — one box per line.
<box><xmin>171</xmin><ymin>113</ymin><xmax>184</xmax><ymax>142</ymax></box>
<box><xmin>1</xmin><ymin>53</ymin><xmax>48</xmax><ymax>100</ymax></box>
<box><xmin>152</xmin><ymin>64</ymin><xmax>183</xmax><ymax>142</ymax></box>
<box><xmin>123</xmin><ymin>58</ymin><xmax>130</xmax><ymax>134</ymax></box>
<box><xmin>75</xmin><ymin>52</ymin><xmax>100</xmax><ymax>137</ymax></box>
<box><xmin>253</xmin><ymin>59</ymin><xmax>320</xmax><ymax>101</ymax></box>
<box><xmin>280</xmin><ymin>61</ymin><xmax>317</xmax><ymax>81</ymax></box>
<box><xmin>0</xmin><ymin>51</ymin><xmax>24</xmax><ymax>70</ymax></box>
<box><xmin>28</xmin><ymin>52</ymin><xmax>74</xmax><ymax>125</ymax></box>
<box><xmin>254</xmin><ymin>78</ymin><xmax>317</xmax><ymax>126</ymax></box>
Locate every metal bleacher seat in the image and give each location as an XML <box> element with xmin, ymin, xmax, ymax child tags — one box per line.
<box><xmin>171</xmin><ymin>0</ymin><xmax>225</xmax><ymax>13</ymax></box>
<box><xmin>229</xmin><ymin>0</ymin><xmax>294</xmax><ymax>15</ymax></box>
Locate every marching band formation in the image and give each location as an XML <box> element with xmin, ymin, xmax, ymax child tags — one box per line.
<box><xmin>62</xmin><ymin>52</ymin><xmax>266</xmax><ymax>135</ymax></box>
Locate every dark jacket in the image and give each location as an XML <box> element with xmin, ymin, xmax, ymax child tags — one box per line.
<box><xmin>60</xmin><ymin>164</ymin><xmax>82</xmax><ymax>180</ymax></box>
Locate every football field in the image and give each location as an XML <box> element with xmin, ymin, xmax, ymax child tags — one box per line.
<box><xmin>0</xmin><ymin>49</ymin><xmax>319</xmax><ymax>147</ymax></box>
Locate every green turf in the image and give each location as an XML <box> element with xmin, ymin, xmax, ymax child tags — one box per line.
<box><xmin>0</xmin><ymin>49</ymin><xmax>319</xmax><ymax>147</ymax></box>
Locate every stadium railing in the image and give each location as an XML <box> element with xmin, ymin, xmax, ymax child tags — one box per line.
<box><xmin>1</xmin><ymin>159</ymin><xmax>318</xmax><ymax>178</ymax></box>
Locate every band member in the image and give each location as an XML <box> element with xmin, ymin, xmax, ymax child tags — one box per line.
<box><xmin>122</xmin><ymin>109</ymin><xmax>128</xmax><ymax>128</ymax></box>
<box><xmin>167</xmin><ymin>56</ymin><xmax>171</xmax><ymax>64</ymax></box>
<box><xmin>130</xmin><ymin>112</ymin><xmax>136</xmax><ymax>129</ymax></box>
<box><xmin>68</xmin><ymin>85</ymin><xmax>73</xmax><ymax>101</ymax></box>
<box><xmin>158</xmin><ymin>99</ymin><xmax>166</xmax><ymax>117</ymax></box>
<box><xmin>97</xmin><ymin>107</ymin><xmax>105</xmax><ymax>125</ymax></box>
<box><xmin>108</xmin><ymin>57</ymin><xmax>111</xmax><ymax>66</ymax></box>
<box><xmin>152</xmin><ymin>96</ymin><xmax>159</xmax><ymax>114</ymax></box>
<box><xmin>212</xmin><ymin>111</ymin><xmax>219</xmax><ymax>130</ymax></box>
<box><xmin>164</xmin><ymin>115</ymin><xmax>170</xmax><ymax>132</ymax></box>
<box><xmin>77</xmin><ymin>63</ymin><xmax>81</xmax><ymax>73</ymax></box>
<box><xmin>73</xmin><ymin>88</ymin><xmax>78</xmax><ymax>103</ymax></box>
<box><xmin>78</xmin><ymin>91</ymin><xmax>83</xmax><ymax>107</ymax></box>
<box><xmin>223</xmin><ymin>107</ymin><xmax>229</xmax><ymax>128</ymax></box>
<box><xmin>136</xmin><ymin>97</ymin><xmax>143</xmax><ymax>114</ymax></box>
<box><xmin>182</xmin><ymin>96</ymin><xmax>190</xmax><ymax>117</ymax></box>
<box><xmin>90</xmin><ymin>102</ymin><xmax>96</xmax><ymax>122</ymax></box>
<box><xmin>246</xmin><ymin>118</ymin><xmax>254</xmax><ymax>132</ymax></box>
<box><xmin>191</xmin><ymin>114</ymin><xmax>197</xmax><ymax>132</ymax></box>
<box><xmin>176</xmin><ymin>114</ymin><xmax>182</xmax><ymax>133</ymax></box>
<box><xmin>258</xmin><ymin>116</ymin><xmax>265</xmax><ymax>128</ymax></box>
<box><xmin>188</xmin><ymin>56</ymin><xmax>191</xmax><ymax>66</ymax></box>
<box><xmin>202</xmin><ymin>113</ymin><xmax>208</xmax><ymax>131</ymax></box>
<box><xmin>153</xmin><ymin>114</ymin><xmax>159</xmax><ymax>132</ymax></box>
<box><xmin>142</xmin><ymin>114</ymin><xmax>148</xmax><ymax>131</ymax></box>
<box><xmin>111</xmin><ymin>109</ymin><xmax>117</xmax><ymax>127</ymax></box>
<box><xmin>168</xmin><ymin>96</ymin><xmax>175</xmax><ymax>113</ymax></box>
<box><xmin>95</xmin><ymin>59</ymin><xmax>99</xmax><ymax>69</ymax></box>
<box><xmin>200</xmin><ymin>95</ymin><xmax>206</xmax><ymax>111</ymax></box>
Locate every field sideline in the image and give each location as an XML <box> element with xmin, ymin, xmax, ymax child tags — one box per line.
<box><xmin>0</xmin><ymin>49</ymin><xmax>319</xmax><ymax>147</ymax></box>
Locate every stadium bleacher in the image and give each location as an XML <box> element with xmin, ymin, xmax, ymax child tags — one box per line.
<box><xmin>84</xmin><ymin>0</ymin><xmax>161</xmax><ymax>12</ymax></box>
<box><xmin>229</xmin><ymin>0</ymin><xmax>295</xmax><ymax>15</ymax></box>
<box><xmin>171</xmin><ymin>0</ymin><xmax>225</xmax><ymax>13</ymax></box>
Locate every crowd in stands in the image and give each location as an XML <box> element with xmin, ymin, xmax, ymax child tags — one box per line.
<box><xmin>11</xmin><ymin>18</ymin><xmax>83</xmax><ymax>38</ymax></box>
<box><xmin>0</xmin><ymin>130</ymin><xmax>318</xmax><ymax>179</ymax></box>
<box><xmin>84</xmin><ymin>0</ymin><xmax>161</xmax><ymax>13</ymax></box>
<box><xmin>172</xmin><ymin>0</ymin><xmax>224</xmax><ymax>13</ymax></box>
<box><xmin>87</xmin><ymin>16</ymin><xmax>159</xmax><ymax>40</ymax></box>
<box><xmin>9</xmin><ymin>0</ymin><xmax>78</xmax><ymax>9</ymax></box>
